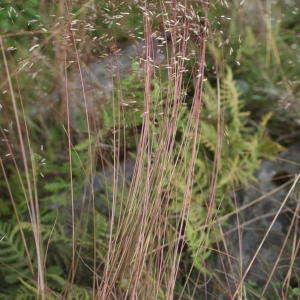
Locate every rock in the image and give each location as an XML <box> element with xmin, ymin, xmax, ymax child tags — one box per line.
<box><xmin>206</xmin><ymin>143</ymin><xmax>300</xmax><ymax>298</ymax></box>
<box><xmin>31</xmin><ymin>36</ymin><xmax>166</xmax><ymax>118</ymax></box>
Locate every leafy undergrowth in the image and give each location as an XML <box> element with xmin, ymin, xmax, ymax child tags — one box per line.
<box><xmin>0</xmin><ymin>0</ymin><xmax>299</xmax><ymax>299</ymax></box>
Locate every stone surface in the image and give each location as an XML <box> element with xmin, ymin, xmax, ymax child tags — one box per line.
<box><xmin>32</xmin><ymin>36</ymin><xmax>166</xmax><ymax>117</ymax></box>
<box><xmin>69</xmin><ymin>36</ymin><xmax>166</xmax><ymax>111</ymax></box>
<box><xmin>206</xmin><ymin>142</ymin><xmax>300</xmax><ymax>298</ymax></box>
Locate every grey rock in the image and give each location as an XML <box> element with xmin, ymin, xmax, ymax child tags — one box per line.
<box><xmin>70</xmin><ymin>36</ymin><xmax>166</xmax><ymax>109</ymax></box>
<box><xmin>206</xmin><ymin>143</ymin><xmax>300</xmax><ymax>298</ymax></box>
<box><xmin>32</xmin><ymin>36</ymin><xmax>166</xmax><ymax>116</ymax></box>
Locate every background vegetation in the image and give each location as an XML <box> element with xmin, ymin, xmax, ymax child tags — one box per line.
<box><xmin>0</xmin><ymin>0</ymin><xmax>299</xmax><ymax>299</ymax></box>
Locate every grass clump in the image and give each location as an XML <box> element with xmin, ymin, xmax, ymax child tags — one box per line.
<box><xmin>0</xmin><ymin>0</ymin><xmax>299</xmax><ymax>299</ymax></box>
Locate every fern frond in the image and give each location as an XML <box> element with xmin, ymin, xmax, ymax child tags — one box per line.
<box><xmin>199</xmin><ymin>122</ymin><xmax>217</xmax><ymax>152</ymax></box>
<box><xmin>0</xmin><ymin>293</ymin><xmax>13</xmax><ymax>300</ymax></box>
<box><xmin>16</xmin><ymin>278</ymin><xmax>59</xmax><ymax>300</ymax></box>
<box><xmin>0</xmin><ymin>222</ymin><xmax>35</xmax><ymax>284</ymax></box>
<box><xmin>185</xmin><ymin>219</ymin><xmax>211</xmax><ymax>272</ymax></box>
<box><xmin>17</xmin><ymin>278</ymin><xmax>38</xmax><ymax>296</ymax></box>
<box><xmin>258</xmin><ymin>136</ymin><xmax>285</xmax><ymax>161</ymax></box>
<box><xmin>171</xmin><ymin>65</ymin><xmax>284</xmax><ymax>274</ymax></box>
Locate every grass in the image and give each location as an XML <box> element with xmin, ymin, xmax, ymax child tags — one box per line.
<box><xmin>0</xmin><ymin>0</ymin><xmax>299</xmax><ymax>299</ymax></box>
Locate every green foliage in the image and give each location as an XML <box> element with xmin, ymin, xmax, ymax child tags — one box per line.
<box><xmin>101</xmin><ymin>58</ymin><xmax>167</xmax><ymax>146</ymax></box>
<box><xmin>235</xmin><ymin>26</ymin><xmax>257</xmax><ymax>61</ymax></box>
<box><xmin>96</xmin><ymin>57</ymin><xmax>286</xmax><ymax>281</ymax></box>
<box><xmin>0</xmin><ymin>190</ymin><xmax>107</xmax><ymax>298</ymax></box>
<box><xmin>1</xmin><ymin>0</ymin><xmax>298</xmax><ymax>298</ymax></box>
<box><xmin>15</xmin><ymin>276</ymin><xmax>91</xmax><ymax>300</ymax></box>
<box><xmin>0</xmin><ymin>139</ymin><xmax>88</xmax><ymax>222</ymax></box>
<box><xmin>0</xmin><ymin>0</ymin><xmax>40</xmax><ymax>33</ymax></box>
<box><xmin>0</xmin><ymin>222</ymin><xmax>35</xmax><ymax>292</ymax></box>
<box><xmin>0</xmin><ymin>131</ymin><xmax>113</xmax><ymax>297</ymax></box>
<box><xmin>173</xmin><ymin>66</ymin><xmax>285</xmax><ymax>271</ymax></box>
<box><xmin>0</xmin><ymin>292</ymin><xmax>13</xmax><ymax>300</ymax></box>
<box><xmin>288</xmin><ymin>287</ymin><xmax>299</xmax><ymax>300</ymax></box>
<box><xmin>0</xmin><ymin>165</ymin><xmax>29</xmax><ymax>219</ymax></box>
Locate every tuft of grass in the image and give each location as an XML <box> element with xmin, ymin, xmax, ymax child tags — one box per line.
<box><xmin>0</xmin><ymin>0</ymin><xmax>299</xmax><ymax>299</ymax></box>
